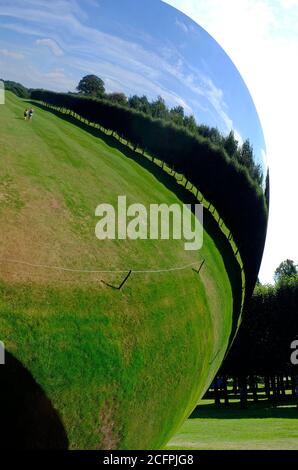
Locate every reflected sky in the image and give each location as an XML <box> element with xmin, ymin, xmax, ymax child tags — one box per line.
<box><xmin>0</xmin><ymin>0</ymin><xmax>266</xmax><ymax>168</ymax></box>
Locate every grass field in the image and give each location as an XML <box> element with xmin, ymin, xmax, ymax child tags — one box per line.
<box><xmin>166</xmin><ymin>400</ymin><xmax>298</xmax><ymax>450</ymax></box>
<box><xmin>0</xmin><ymin>91</ymin><xmax>239</xmax><ymax>449</ymax></box>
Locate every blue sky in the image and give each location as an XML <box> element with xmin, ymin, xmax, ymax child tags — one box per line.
<box><xmin>0</xmin><ymin>0</ymin><xmax>266</xmax><ymax>169</ymax></box>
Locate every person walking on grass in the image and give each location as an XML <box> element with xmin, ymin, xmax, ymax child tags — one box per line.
<box><xmin>28</xmin><ymin>108</ymin><xmax>34</xmax><ymax>120</ymax></box>
<box><xmin>24</xmin><ymin>108</ymin><xmax>28</xmax><ymax>120</ymax></box>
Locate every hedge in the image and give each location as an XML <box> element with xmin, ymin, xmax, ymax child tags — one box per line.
<box><xmin>31</xmin><ymin>89</ymin><xmax>268</xmax><ymax>293</ymax></box>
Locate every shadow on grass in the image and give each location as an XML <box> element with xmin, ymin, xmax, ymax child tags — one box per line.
<box><xmin>190</xmin><ymin>402</ymin><xmax>298</xmax><ymax>420</ymax></box>
<box><xmin>26</xmin><ymin>101</ymin><xmax>243</xmax><ymax>347</ymax></box>
<box><xmin>0</xmin><ymin>351</ymin><xmax>68</xmax><ymax>449</ymax></box>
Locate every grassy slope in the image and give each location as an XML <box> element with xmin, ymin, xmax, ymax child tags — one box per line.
<box><xmin>0</xmin><ymin>92</ymin><xmax>233</xmax><ymax>449</ymax></box>
<box><xmin>166</xmin><ymin>401</ymin><xmax>298</xmax><ymax>450</ymax></box>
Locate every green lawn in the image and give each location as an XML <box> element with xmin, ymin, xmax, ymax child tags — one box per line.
<box><xmin>0</xmin><ymin>92</ymin><xmax>239</xmax><ymax>449</ymax></box>
<box><xmin>166</xmin><ymin>400</ymin><xmax>298</xmax><ymax>450</ymax></box>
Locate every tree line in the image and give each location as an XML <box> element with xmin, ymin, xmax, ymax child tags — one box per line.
<box><xmin>30</xmin><ymin>86</ymin><xmax>268</xmax><ymax>293</ymax></box>
<box><xmin>0</xmin><ymin>79</ymin><xmax>31</xmax><ymax>99</ymax></box>
<box><xmin>212</xmin><ymin>261</ymin><xmax>298</xmax><ymax>407</ymax></box>
<box><xmin>76</xmin><ymin>75</ymin><xmax>263</xmax><ymax>186</ymax></box>
<box><xmin>3</xmin><ymin>75</ymin><xmax>264</xmax><ymax>186</ymax></box>
<box><xmin>2</xmin><ymin>75</ymin><xmax>269</xmax><ymax>292</ymax></box>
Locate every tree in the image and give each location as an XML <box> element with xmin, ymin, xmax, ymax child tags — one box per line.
<box><xmin>2</xmin><ymin>79</ymin><xmax>30</xmax><ymax>98</ymax></box>
<box><xmin>183</xmin><ymin>115</ymin><xmax>197</xmax><ymax>133</ymax></box>
<box><xmin>106</xmin><ymin>92</ymin><xmax>127</xmax><ymax>106</ymax></box>
<box><xmin>150</xmin><ymin>96</ymin><xmax>168</xmax><ymax>119</ymax></box>
<box><xmin>239</xmin><ymin>139</ymin><xmax>254</xmax><ymax>164</ymax></box>
<box><xmin>128</xmin><ymin>95</ymin><xmax>151</xmax><ymax>114</ymax></box>
<box><xmin>221</xmin><ymin>277</ymin><xmax>298</xmax><ymax>378</ymax></box>
<box><xmin>265</xmin><ymin>170</ymin><xmax>270</xmax><ymax>208</ymax></box>
<box><xmin>251</xmin><ymin>163</ymin><xmax>263</xmax><ymax>187</ymax></box>
<box><xmin>274</xmin><ymin>259</ymin><xmax>297</xmax><ymax>283</ymax></box>
<box><xmin>197</xmin><ymin>125</ymin><xmax>222</xmax><ymax>145</ymax></box>
<box><xmin>77</xmin><ymin>75</ymin><xmax>105</xmax><ymax>97</ymax></box>
<box><xmin>169</xmin><ymin>106</ymin><xmax>184</xmax><ymax>126</ymax></box>
<box><xmin>236</xmin><ymin>139</ymin><xmax>263</xmax><ymax>186</ymax></box>
<box><xmin>224</xmin><ymin>130</ymin><xmax>238</xmax><ymax>158</ymax></box>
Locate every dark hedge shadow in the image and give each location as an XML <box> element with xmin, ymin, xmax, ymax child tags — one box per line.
<box><xmin>0</xmin><ymin>352</ymin><xmax>68</xmax><ymax>449</ymax></box>
<box><xmin>190</xmin><ymin>402</ymin><xmax>298</xmax><ymax>419</ymax></box>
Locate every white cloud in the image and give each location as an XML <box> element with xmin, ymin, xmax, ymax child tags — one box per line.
<box><xmin>40</xmin><ymin>67</ymin><xmax>75</xmax><ymax>89</ymax></box>
<box><xmin>0</xmin><ymin>0</ymin><xmax>87</xmax><ymax>23</ymax></box>
<box><xmin>175</xmin><ymin>18</ymin><xmax>194</xmax><ymax>34</ymax></box>
<box><xmin>165</xmin><ymin>0</ymin><xmax>298</xmax><ymax>284</ymax></box>
<box><xmin>1</xmin><ymin>22</ymin><xmax>49</xmax><ymax>37</ymax></box>
<box><xmin>44</xmin><ymin>68</ymin><xmax>66</xmax><ymax>80</ymax></box>
<box><xmin>1</xmin><ymin>58</ymin><xmax>75</xmax><ymax>91</ymax></box>
<box><xmin>36</xmin><ymin>38</ymin><xmax>63</xmax><ymax>56</ymax></box>
<box><xmin>0</xmin><ymin>48</ymin><xmax>24</xmax><ymax>60</ymax></box>
<box><xmin>278</xmin><ymin>0</ymin><xmax>298</xmax><ymax>8</ymax></box>
<box><xmin>201</xmin><ymin>76</ymin><xmax>232</xmax><ymax>132</ymax></box>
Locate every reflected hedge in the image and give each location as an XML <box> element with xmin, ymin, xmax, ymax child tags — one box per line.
<box><xmin>31</xmin><ymin>90</ymin><xmax>268</xmax><ymax>292</ymax></box>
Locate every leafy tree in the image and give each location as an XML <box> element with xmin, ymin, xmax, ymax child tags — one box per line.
<box><xmin>150</xmin><ymin>96</ymin><xmax>168</xmax><ymax>119</ymax></box>
<box><xmin>128</xmin><ymin>95</ymin><xmax>151</xmax><ymax>114</ymax></box>
<box><xmin>169</xmin><ymin>106</ymin><xmax>184</xmax><ymax>126</ymax></box>
<box><xmin>221</xmin><ymin>276</ymin><xmax>298</xmax><ymax>378</ymax></box>
<box><xmin>224</xmin><ymin>130</ymin><xmax>238</xmax><ymax>158</ymax></box>
<box><xmin>238</xmin><ymin>139</ymin><xmax>256</xmax><ymax>175</ymax></box>
<box><xmin>197</xmin><ymin>125</ymin><xmax>222</xmax><ymax>145</ymax></box>
<box><xmin>2</xmin><ymin>79</ymin><xmax>30</xmax><ymax>98</ymax></box>
<box><xmin>105</xmin><ymin>92</ymin><xmax>128</xmax><ymax>106</ymax></box>
<box><xmin>183</xmin><ymin>115</ymin><xmax>197</xmax><ymax>133</ymax></box>
<box><xmin>236</xmin><ymin>139</ymin><xmax>263</xmax><ymax>186</ymax></box>
<box><xmin>250</xmin><ymin>163</ymin><xmax>263</xmax><ymax>187</ymax></box>
<box><xmin>77</xmin><ymin>75</ymin><xmax>105</xmax><ymax>97</ymax></box>
<box><xmin>274</xmin><ymin>259</ymin><xmax>297</xmax><ymax>283</ymax></box>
